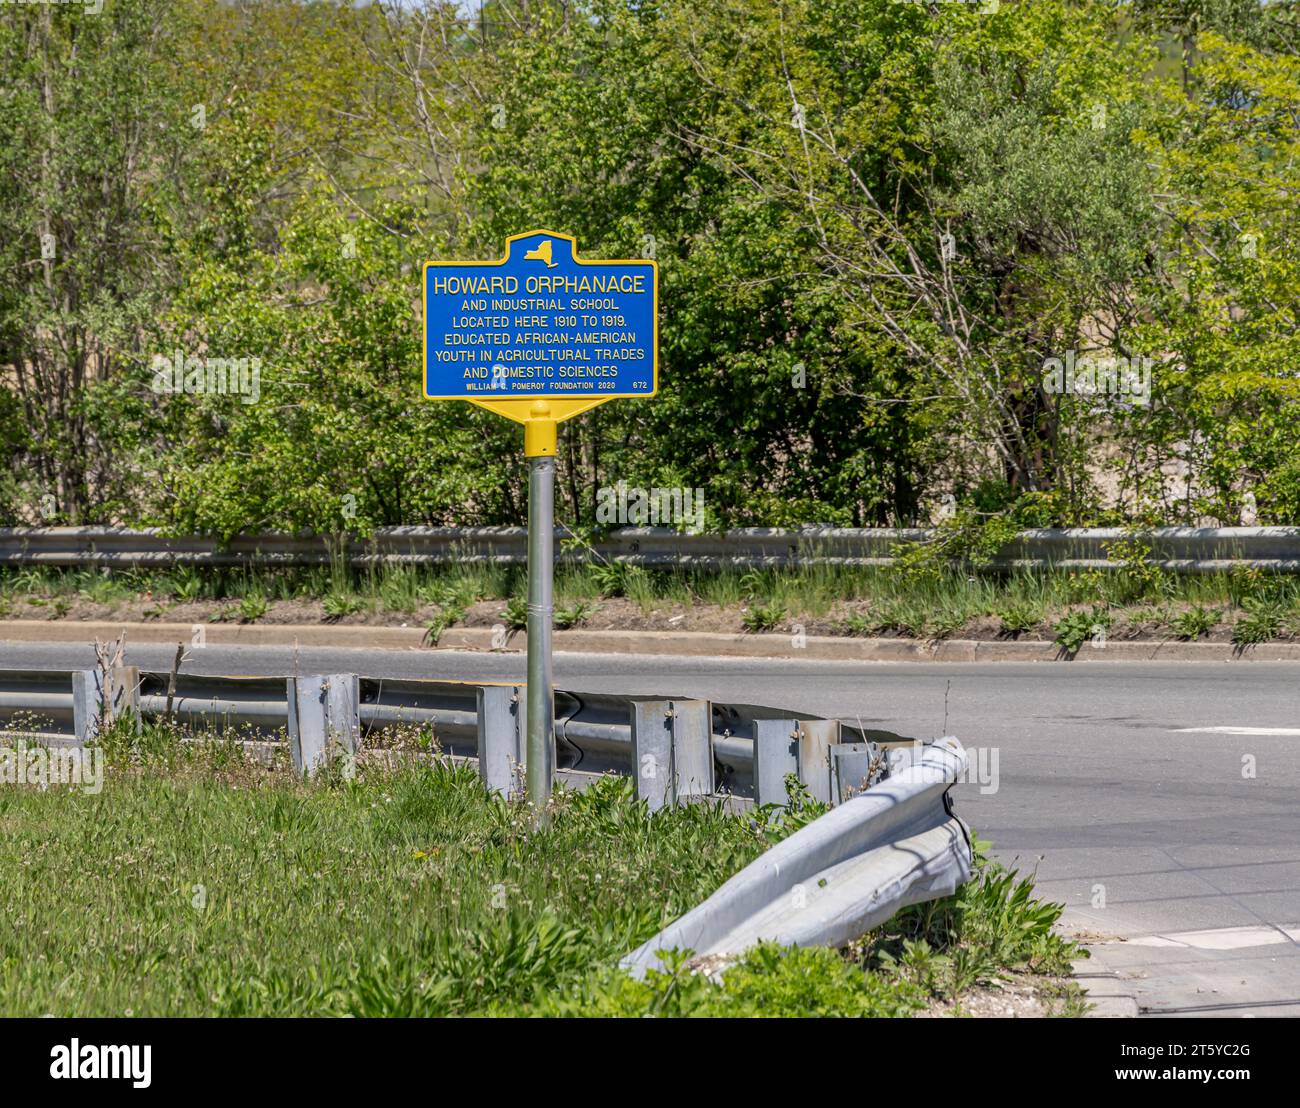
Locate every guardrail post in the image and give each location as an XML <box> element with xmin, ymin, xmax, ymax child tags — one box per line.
<box><xmin>287</xmin><ymin>674</ymin><xmax>360</xmax><ymax>777</ymax></box>
<box><xmin>71</xmin><ymin>665</ymin><xmax>140</xmax><ymax>746</ymax></box>
<box><xmin>477</xmin><ymin>684</ymin><xmax>526</xmax><ymax>797</ymax></box>
<box><xmin>831</xmin><ymin>742</ymin><xmax>884</xmax><ymax>804</ymax></box>
<box><xmin>755</xmin><ymin>719</ymin><xmax>842</xmax><ymax>807</ymax></box>
<box><xmin>632</xmin><ymin>701</ymin><xmax>674</xmax><ymax>811</ymax></box>
<box><xmin>630</xmin><ymin>699</ymin><xmax>714</xmax><ymax>810</ymax></box>
<box><xmin>797</xmin><ymin>719</ymin><xmax>839</xmax><ymax>805</ymax></box>
<box><xmin>753</xmin><ymin>719</ymin><xmax>800</xmax><ymax>808</ymax></box>
<box><xmin>670</xmin><ymin>699</ymin><xmax>713</xmax><ymax>802</ymax></box>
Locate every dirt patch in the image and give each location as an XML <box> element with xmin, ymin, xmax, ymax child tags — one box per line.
<box><xmin>460</xmin><ymin>596</ymin><xmax>747</xmax><ymax>634</ymax></box>
<box><xmin>6</xmin><ymin>595</ymin><xmax>435</xmax><ymax>628</ymax></box>
<box><xmin>917</xmin><ymin>972</ymin><xmax>1084</xmax><ymax>1018</ymax></box>
<box><xmin>1062</xmin><ymin>927</ymin><xmax>1126</xmax><ymax>945</ymax></box>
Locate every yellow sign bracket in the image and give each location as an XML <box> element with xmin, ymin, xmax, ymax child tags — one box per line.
<box><xmin>469</xmin><ymin>397</ymin><xmax>614</xmax><ymax>457</ymax></box>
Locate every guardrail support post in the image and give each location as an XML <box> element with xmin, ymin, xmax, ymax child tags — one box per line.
<box><xmin>831</xmin><ymin>742</ymin><xmax>884</xmax><ymax>804</ymax></box>
<box><xmin>797</xmin><ymin>719</ymin><xmax>839</xmax><ymax>806</ymax></box>
<box><xmin>71</xmin><ymin>665</ymin><xmax>140</xmax><ymax>746</ymax></box>
<box><xmin>753</xmin><ymin>719</ymin><xmax>800</xmax><ymax>808</ymax></box>
<box><xmin>287</xmin><ymin>674</ymin><xmax>360</xmax><ymax>777</ymax></box>
<box><xmin>631</xmin><ymin>702</ymin><xmax>674</xmax><ymax>811</ymax></box>
<box><xmin>755</xmin><ymin>719</ymin><xmax>842</xmax><ymax>807</ymax></box>
<box><xmin>631</xmin><ymin>699</ymin><xmax>714</xmax><ymax>810</ymax></box>
<box><xmin>672</xmin><ymin>699</ymin><xmax>714</xmax><ymax>802</ymax></box>
<box><xmin>477</xmin><ymin>684</ymin><xmax>526</xmax><ymax>796</ymax></box>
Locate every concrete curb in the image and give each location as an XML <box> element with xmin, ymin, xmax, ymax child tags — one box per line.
<box><xmin>2</xmin><ymin>619</ymin><xmax>1299</xmax><ymax>663</ymax></box>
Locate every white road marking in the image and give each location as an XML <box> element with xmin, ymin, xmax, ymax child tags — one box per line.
<box><xmin>1174</xmin><ymin>726</ymin><xmax>1300</xmax><ymax>735</ymax></box>
<box><xmin>1121</xmin><ymin>925</ymin><xmax>1300</xmax><ymax>951</ymax></box>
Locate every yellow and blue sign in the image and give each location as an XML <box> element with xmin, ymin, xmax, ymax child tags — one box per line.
<box><xmin>424</xmin><ymin>230</ymin><xmax>657</xmax><ymax>403</ymax></box>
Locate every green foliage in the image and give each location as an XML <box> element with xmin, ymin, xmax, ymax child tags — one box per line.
<box><xmin>422</xmin><ymin>605</ymin><xmax>466</xmax><ymax>647</ymax></box>
<box><xmin>996</xmin><ymin>601</ymin><xmax>1044</xmax><ymax>637</ymax></box>
<box><xmin>0</xmin><ymin>0</ymin><xmax>198</xmax><ymax>525</ymax></box>
<box><xmin>1233</xmin><ymin>595</ymin><xmax>1284</xmax><ymax>645</ymax></box>
<box><xmin>500</xmin><ymin>595</ymin><xmax>529</xmax><ymax>632</ymax></box>
<box><xmin>0</xmin><ymin>717</ymin><xmax>1084</xmax><ymax>1017</ymax></box>
<box><xmin>237</xmin><ymin>591</ymin><xmax>268</xmax><ymax>623</ymax></box>
<box><xmin>165</xmin><ymin>566</ymin><xmax>206</xmax><ymax>603</ymax></box>
<box><xmin>0</xmin><ymin>741</ymin><xmax>769</xmax><ymax>1016</ymax></box>
<box><xmin>322</xmin><ymin>590</ymin><xmax>363</xmax><ymax>620</ymax></box>
<box><xmin>1054</xmin><ymin>607</ymin><xmax>1110</xmax><ymax>654</ymax></box>
<box><xmin>531</xmin><ymin>944</ymin><xmax>927</xmax><ymax>1018</ymax></box>
<box><xmin>741</xmin><ymin>601</ymin><xmax>787</xmax><ymax>633</ymax></box>
<box><xmin>889</xmin><ymin>509</ymin><xmax>1022</xmax><ymax>585</ymax></box>
<box><xmin>589</xmin><ymin>559</ymin><xmax>642</xmax><ymax>599</ymax></box>
<box><xmin>1104</xmin><ymin>532</ymin><xmax>1173</xmax><ymax>604</ymax></box>
<box><xmin>753</xmin><ymin>775</ymin><xmax>832</xmax><ymax>846</ymax></box>
<box><xmin>3</xmin><ymin>1</ymin><xmax>1300</xmax><ymax>535</ymax></box>
<box><xmin>554</xmin><ymin>600</ymin><xmax>594</xmax><ymax>630</ymax></box>
<box><xmin>868</xmin><ymin>834</ymin><xmax>1083</xmax><ymax>990</ymax></box>
<box><xmin>1170</xmin><ymin>605</ymin><xmax>1218</xmax><ymax>641</ymax></box>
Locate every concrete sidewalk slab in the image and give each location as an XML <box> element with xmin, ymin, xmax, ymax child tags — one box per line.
<box><xmin>1082</xmin><ymin>932</ymin><xmax>1300</xmax><ymax>1017</ymax></box>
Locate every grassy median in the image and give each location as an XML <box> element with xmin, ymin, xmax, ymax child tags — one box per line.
<box><xmin>2</xmin><ymin>559</ymin><xmax>1300</xmax><ymax>649</ymax></box>
<box><xmin>0</xmin><ymin>721</ymin><xmax>1083</xmax><ymax>1017</ymax></box>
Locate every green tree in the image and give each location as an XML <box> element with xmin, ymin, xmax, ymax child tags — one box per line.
<box><xmin>0</xmin><ymin>0</ymin><xmax>192</xmax><ymax>523</ymax></box>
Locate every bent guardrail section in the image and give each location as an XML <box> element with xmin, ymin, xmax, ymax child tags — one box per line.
<box><xmin>621</xmin><ymin>737</ymin><xmax>972</xmax><ymax>977</ymax></box>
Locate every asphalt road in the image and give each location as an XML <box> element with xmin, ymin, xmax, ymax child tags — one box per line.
<box><xmin>4</xmin><ymin>638</ymin><xmax>1299</xmax><ymax>1017</ymax></box>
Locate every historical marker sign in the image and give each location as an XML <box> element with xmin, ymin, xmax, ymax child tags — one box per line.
<box><xmin>424</xmin><ymin>229</ymin><xmax>657</xmax><ymax>401</ymax></box>
<box><xmin>421</xmin><ymin>229</ymin><xmax>659</xmax><ymax>812</ymax></box>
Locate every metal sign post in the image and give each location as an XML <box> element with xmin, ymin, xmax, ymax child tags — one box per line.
<box><xmin>526</xmin><ymin>434</ymin><xmax>555</xmax><ymax>807</ymax></box>
<box><xmin>423</xmin><ymin>230</ymin><xmax>658</xmax><ymax>810</ymax></box>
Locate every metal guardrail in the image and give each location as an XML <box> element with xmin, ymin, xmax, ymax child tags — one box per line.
<box><xmin>2</xmin><ymin>526</ymin><xmax>1299</xmax><ymax>570</ymax></box>
<box><xmin>0</xmin><ymin>667</ymin><xmax>910</xmax><ymax>804</ymax></box>
<box><xmin>2</xmin><ymin>667</ymin><xmax>974</xmax><ymax>956</ymax></box>
<box><xmin>622</xmin><ymin>737</ymin><xmax>973</xmax><ymax>977</ymax></box>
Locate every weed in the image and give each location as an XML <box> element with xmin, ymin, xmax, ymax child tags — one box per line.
<box><xmin>1233</xmin><ymin>596</ymin><xmax>1283</xmax><ymax>646</ymax></box>
<box><xmin>590</xmin><ymin>560</ymin><xmax>640</xmax><ymax>598</ymax></box>
<box><xmin>841</xmin><ymin>612</ymin><xmax>871</xmax><ymax>637</ymax></box>
<box><xmin>555</xmin><ymin>601</ymin><xmax>594</xmax><ymax>629</ymax></box>
<box><xmin>995</xmin><ymin>601</ymin><xmax>1042</xmax><ymax>637</ymax></box>
<box><xmin>166</xmin><ymin>566</ymin><xmax>205</xmax><ymax>602</ymax></box>
<box><xmin>1169</xmin><ymin>605</ymin><xmax>1217</xmax><ymax>641</ymax></box>
<box><xmin>423</xmin><ymin>605</ymin><xmax>465</xmax><ymax>646</ymax></box>
<box><xmin>741</xmin><ymin>601</ymin><xmax>787</xmax><ymax>633</ymax></box>
<box><xmin>0</xmin><ymin>725</ymin><xmax>1079</xmax><ymax>1018</ymax></box>
<box><xmin>236</xmin><ymin>588</ymin><xmax>269</xmax><ymax>622</ymax></box>
<box><xmin>323</xmin><ymin>591</ymin><xmax>363</xmax><ymax>620</ymax></box>
<box><xmin>753</xmin><ymin>775</ymin><xmax>830</xmax><ymax>845</ymax></box>
<box><xmin>501</xmin><ymin>595</ymin><xmax>529</xmax><ymax>632</ymax></box>
<box><xmin>1054</xmin><ymin>607</ymin><xmax>1109</xmax><ymax>654</ymax></box>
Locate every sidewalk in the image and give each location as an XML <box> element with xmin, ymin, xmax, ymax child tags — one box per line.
<box><xmin>1078</xmin><ymin>927</ymin><xmax>1300</xmax><ymax>1018</ymax></box>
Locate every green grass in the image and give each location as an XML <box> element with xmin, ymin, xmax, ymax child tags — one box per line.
<box><xmin>3</xmin><ymin>561</ymin><xmax>1294</xmax><ymax>644</ymax></box>
<box><xmin>0</xmin><ymin>722</ymin><xmax>1081</xmax><ymax>1017</ymax></box>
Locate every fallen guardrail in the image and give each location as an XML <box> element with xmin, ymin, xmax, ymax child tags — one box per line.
<box><xmin>2</xmin><ymin>525</ymin><xmax>1298</xmax><ymax>571</ymax></box>
<box><xmin>0</xmin><ymin>667</ymin><xmax>910</xmax><ymax>806</ymax></box>
<box><xmin>622</xmin><ymin>737</ymin><xmax>972</xmax><ymax>977</ymax></box>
